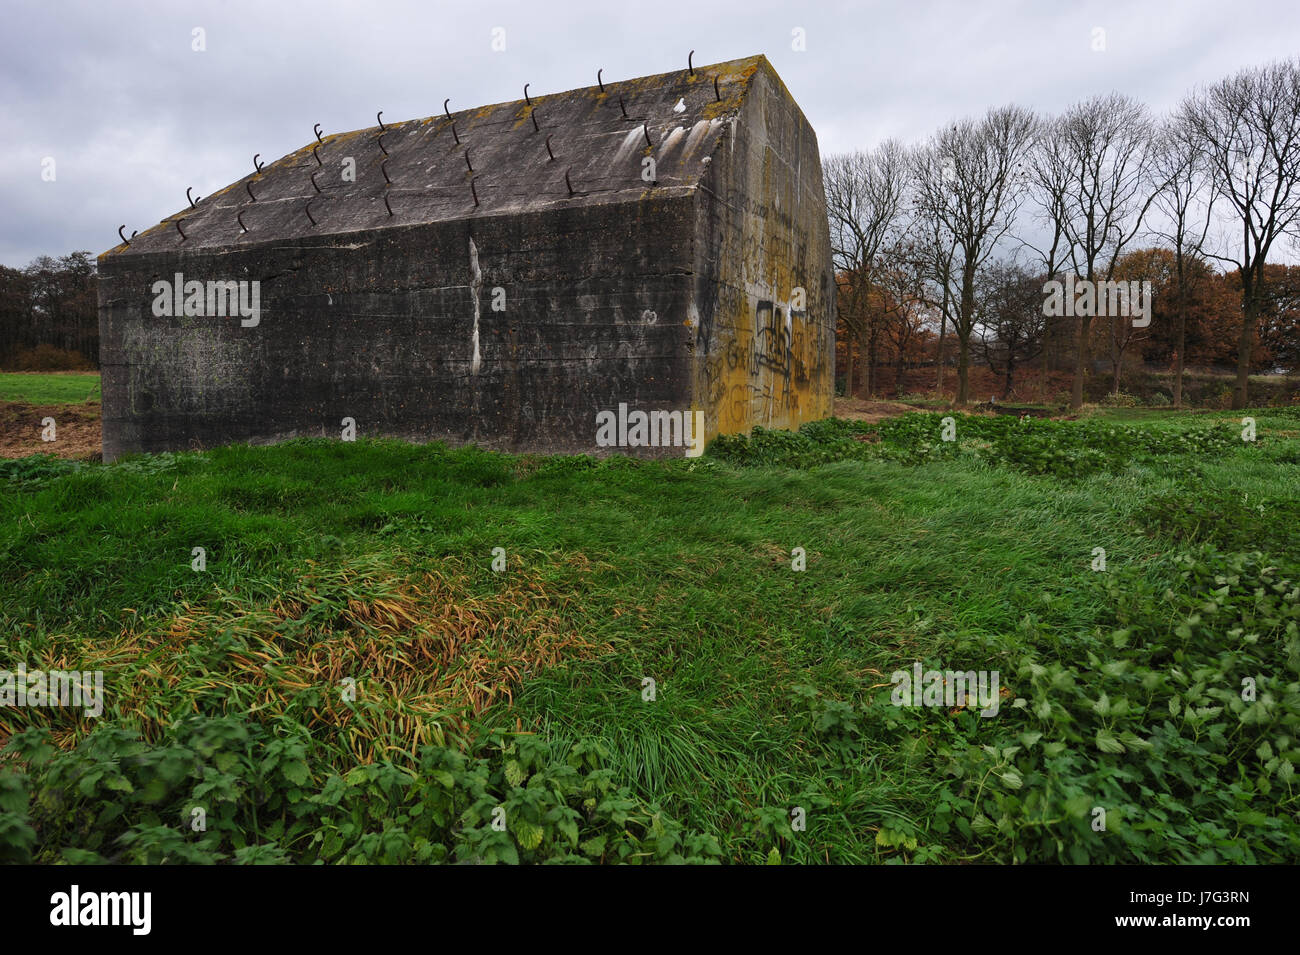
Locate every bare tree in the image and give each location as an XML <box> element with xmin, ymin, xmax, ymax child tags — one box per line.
<box><xmin>877</xmin><ymin>239</ymin><xmax>931</xmax><ymax>395</ymax></box>
<box><xmin>1179</xmin><ymin>58</ymin><xmax>1300</xmax><ymax>408</ymax></box>
<box><xmin>974</xmin><ymin>260</ymin><xmax>1045</xmax><ymax>399</ymax></box>
<box><xmin>913</xmin><ymin>206</ymin><xmax>959</xmax><ymax>393</ymax></box>
<box><xmin>1042</xmin><ymin>93</ymin><xmax>1159</xmax><ymax>409</ymax></box>
<box><xmin>1149</xmin><ymin>117</ymin><xmax>1217</xmax><ymax>407</ymax></box>
<box><xmin>913</xmin><ymin>105</ymin><xmax>1037</xmax><ymax>404</ymax></box>
<box><xmin>1022</xmin><ymin>117</ymin><xmax>1071</xmax><ymax>282</ymax></box>
<box><xmin>823</xmin><ymin>141</ymin><xmax>909</xmax><ymax>396</ymax></box>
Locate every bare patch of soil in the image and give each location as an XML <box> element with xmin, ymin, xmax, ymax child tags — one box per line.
<box><xmin>833</xmin><ymin>397</ymin><xmax>923</xmax><ymax>423</ymax></box>
<box><xmin>0</xmin><ymin>401</ymin><xmax>101</xmax><ymax>460</ymax></box>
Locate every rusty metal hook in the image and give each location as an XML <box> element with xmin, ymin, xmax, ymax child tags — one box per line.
<box><xmin>465</xmin><ymin>149</ymin><xmax>473</xmax><ymax>173</ymax></box>
<box><xmin>238</xmin><ymin>210</ymin><xmax>248</xmax><ymax>232</ymax></box>
<box><xmin>176</xmin><ymin>218</ymin><xmax>187</xmax><ymax>241</ymax></box>
<box><xmin>714</xmin><ymin>76</ymin><xmax>721</xmax><ymax>101</ymax></box>
<box><xmin>598</xmin><ymin>69</ymin><xmax>604</xmax><ymax>92</ymax></box>
<box><xmin>688</xmin><ymin>50</ymin><xmax>694</xmax><ymax>76</ymax></box>
<box><xmin>253</xmin><ymin>153</ymin><xmax>264</xmax><ymax>173</ymax></box>
<box><xmin>565</xmin><ymin>167</ymin><xmax>575</xmax><ymax>197</ymax></box>
<box><xmin>313</xmin><ymin>144</ymin><xmax>322</xmax><ymax>167</ymax></box>
<box><xmin>187</xmin><ymin>187</ymin><xmax>198</xmax><ymax>208</ymax></box>
<box><xmin>545</xmin><ymin>134</ymin><xmax>555</xmax><ymax>161</ymax></box>
<box><xmin>118</xmin><ymin>225</ymin><xmax>129</xmax><ymax>246</ymax></box>
<box><xmin>532</xmin><ymin>109</ymin><xmax>540</xmax><ymax>132</ymax></box>
<box><xmin>246</xmin><ymin>181</ymin><xmax>257</xmax><ymax>202</ymax></box>
<box><xmin>619</xmin><ymin>97</ymin><xmax>628</xmax><ymax>119</ymax></box>
<box><xmin>311</xmin><ymin>171</ymin><xmax>322</xmax><ymax>193</ymax></box>
<box><xmin>384</xmin><ymin>194</ymin><xmax>393</xmax><ymax>216</ymax></box>
<box><xmin>378</xmin><ymin>134</ymin><xmax>388</xmax><ymax>156</ymax></box>
<box><xmin>444</xmin><ymin>99</ymin><xmax>451</xmax><ymax>120</ymax></box>
<box><xmin>643</xmin><ymin>123</ymin><xmax>653</xmax><ymax>147</ymax></box>
<box><xmin>305</xmin><ymin>200</ymin><xmax>316</xmax><ymax>226</ymax></box>
<box><xmin>470</xmin><ymin>177</ymin><xmax>480</xmax><ymax>207</ymax></box>
<box><xmin>377</xmin><ymin>110</ymin><xmax>385</xmax><ymax>131</ymax></box>
<box><xmin>314</xmin><ymin>123</ymin><xmax>323</xmax><ymax>143</ymax></box>
<box><xmin>524</xmin><ymin>84</ymin><xmax>532</xmax><ymax>106</ymax></box>
<box><xmin>451</xmin><ymin>121</ymin><xmax>460</xmax><ymax>145</ymax></box>
<box><xmin>381</xmin><ymin>160</ymin><xmax>392</xmax><ymax>185</ymax></box>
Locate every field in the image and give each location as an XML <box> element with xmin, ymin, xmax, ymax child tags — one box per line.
<box><xmin>0</xmin><ymin>372</ymin><xmax>101</xmax><ymax>405</ymax></box>
<box><xmin>1</xmin><ymin>382</ymin><xmax>1298</xmax><ymax>864</ymax></box>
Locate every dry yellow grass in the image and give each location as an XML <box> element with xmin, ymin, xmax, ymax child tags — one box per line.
<box><xmin>3</xmin><ymin>555</ymin><xmax>610</xmax><ymax>763</ymax></box>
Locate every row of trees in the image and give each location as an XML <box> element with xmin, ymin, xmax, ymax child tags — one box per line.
<box><xmin>825</xmin><ymin>57</ymin><xmax>1300</xmax><ymax>408</ymax></box>
<box><xmin>0</xmin><ymin>253</ymin><xmax>99</xmax><ymax>369</ymax></box>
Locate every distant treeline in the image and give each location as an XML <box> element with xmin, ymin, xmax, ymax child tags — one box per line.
<box><xmin>0</xmin><ymin>252</ymin><xmax>98</xmax><ymax>370</ymax></box>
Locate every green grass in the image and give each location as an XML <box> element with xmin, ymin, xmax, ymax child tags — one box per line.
<box><xmin>1</xmin><ymin>409</ymin><xmax>1297</xmax><ymax>864</ymax></box>
<box><xmin>0</xmin><ymin>372</ymin><xmax>100</xmax><ymax>404</ymax></box>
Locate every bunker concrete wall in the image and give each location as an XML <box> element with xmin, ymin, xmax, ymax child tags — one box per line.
<box><xmin>97</xmin><ymin>55</ymin><xmax>835</xmax><ymax>461</ymax></box>
<box><xmin>690</xmin><ymin>62</ymin><xmax>836</xmax><ymax>439</ymax></box>
<box><xmin>98</xmin><ymin>194</ymin><xmax>697</xmax><ymax>460</ymax></box>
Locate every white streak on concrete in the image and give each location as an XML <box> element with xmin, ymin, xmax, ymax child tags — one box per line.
<box><xmin>469</xmin><ymin>237</ymin><xmax>482</xmax><ymax>375</ymax></box>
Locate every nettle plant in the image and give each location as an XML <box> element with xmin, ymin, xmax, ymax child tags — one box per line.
<box><xmin>708</xmin><ymin>413</ymin><xmax>1246</xmax><ymax>478</ymax></box>
<box><xmin>795</xmin><ymin>547</ymin><xmax>1299</xmax><ymax>863</ymax></box>
<box><xmin>0</xmin><ymin>720</ymin><xmax>724</xmax><ymax>864</ymax></box>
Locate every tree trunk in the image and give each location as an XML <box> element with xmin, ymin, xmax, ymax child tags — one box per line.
<box><xmin>1110</xmin><ymin>316</ymin><xmax>1122</xmax><ymax>395</ymax></box>
<box><xmin>869</xmin><ymin>328</ymin><xmax>880</xmax><ymax>398</ymax></box>
<box><xmin>935</xmin><ymin>313</ymin><xmax>947</xmax><ymax>394</ymax></box>
<box><xmin>1072</xmin><ymin>315</ymin><xmax>1090</xmax><ymax>409</ymax></box>
<box><xmin>845</xmin><ymin>335</ymin><xmax>855</xmax><ymax>399</ymax></box>
<box><xmin>1232</xmin><ymin>293</ymin><xmax>1258</xmax><ymax>410</ymax></box>
<box><xmin>956</xmin><ymin>263</ymin><xmax>976</xmax><ymax>406</ymax></box>
<box><xmin>957</xmin><ymin>335</ymin><xmax>970</xmax><ymax>405</ymax></box>
<box><xmin>1174</xmin><ymin>258</ymin><xmax>1186</xmax><ymax>409</ymax></box>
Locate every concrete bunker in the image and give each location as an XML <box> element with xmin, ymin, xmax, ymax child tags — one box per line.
<box><xmin>97</xmin><ymin>55</ymin><xmax>835</xmax><ymax>460</ymax></box>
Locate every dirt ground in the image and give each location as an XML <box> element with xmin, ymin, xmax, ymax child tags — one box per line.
<box><xmin>0</xmin><ymin>396</ymin><xmax>1038</xmax><ymax>462</ymax></box>
<box><xmin>0</xmin><ymin>401</ymin><xmax>102</xmax><ymax>460</ymax></box>
<box><xmin>831</xmin><ymin>397</ymin><xmax>924</xmax><ymax>423</ymax></box>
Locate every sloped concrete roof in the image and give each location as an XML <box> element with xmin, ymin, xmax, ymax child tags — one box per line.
<box><xmin>105</xmin><ymin>55</ymin><xmax>774</xmax><ymax>257</ymax></box>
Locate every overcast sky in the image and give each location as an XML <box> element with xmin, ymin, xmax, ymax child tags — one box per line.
<box><xmin>3</xmin><ymin>0</ymin><xmax>1298</xmax><ymax>267</ymax></box>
